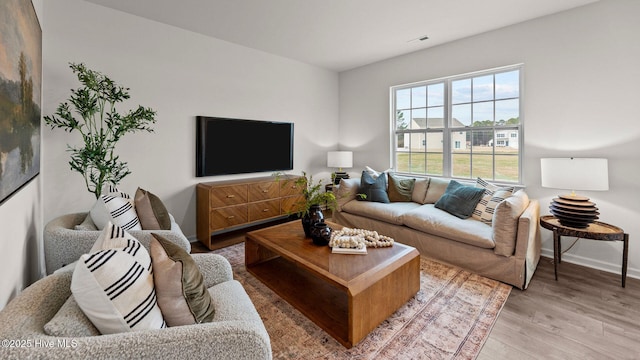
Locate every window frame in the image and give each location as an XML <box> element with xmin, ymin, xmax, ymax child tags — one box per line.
<box><xmin>390</xmin><ymin>64</ymin><xmax>524</xmax><ymax>185</ymax></box>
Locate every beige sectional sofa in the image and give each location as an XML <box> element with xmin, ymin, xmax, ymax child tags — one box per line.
<box><xmin>332</xmin><ymin>176</ymin><xmax>541</xmax><ymax>289</ymax></box>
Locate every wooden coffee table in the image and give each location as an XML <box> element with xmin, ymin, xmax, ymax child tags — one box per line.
<box><xmin>245</xmin><ymin>220</ymin><xmax>420</xmax><ymax>348</ymax></box>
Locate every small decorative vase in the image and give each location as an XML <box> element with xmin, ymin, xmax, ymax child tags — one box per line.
<box><xmin>311</xmin><ymin>221</ymin><xmax>332</xmax><ymax>246</ymax></box>
<box><xmin>301</xmin><ymin>204</ymin><xmax>324</xmax><ymax>237</ymax></box>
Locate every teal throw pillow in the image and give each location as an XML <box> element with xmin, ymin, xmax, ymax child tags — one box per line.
<box><xmin>359</xmin><ymin>171</ymin><xmax>390</xmax><ymax>203</ymax></box>
<box><xmin>435</xmin><ymin>180</ymin><xmax>486</xmax><ymax>219</ymax></box>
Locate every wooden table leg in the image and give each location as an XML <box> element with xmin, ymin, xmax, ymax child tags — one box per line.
<box><xmin>622</xmin><ymin>233</ymin><xmax>629</xmax><ymax>288</ymax></box>
<box><xmin>553</xmin><ymin>230</ymin><xmax>560</xmax><ymax>281</ymax></box>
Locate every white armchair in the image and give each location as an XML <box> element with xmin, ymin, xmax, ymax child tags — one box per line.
<box><xmin>0</xmin><ymin>253</ymin><xmax>272</xmax><ymax>359</ymax></box>
<box><xmin>44</xmin><ymin>212</ymin><xmax>191</xmax><ymax>274</ymax></box>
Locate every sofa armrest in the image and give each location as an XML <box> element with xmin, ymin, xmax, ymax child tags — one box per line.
<box><xmin>44</xmin><ymin>212</ymin><xmax>191</xmax><ymax>275</ymax></box>
<box><xmin>513</xmin><ymin>199</ymin><xmax>540</xmax><ymax>258</ymax></box>
<box><xmin>192</xmin><ymin>253</ymin><xmax>234</xmax><ymax>288</ymax></box>
<box><xmin>335</xmin><ymin>177</ymin><xmax>360</xmax><ymax>211</ymax></box>
<box><xmin>513</xmin><ymin>199</ymin><xmax>541</xmax><ymax>289</ymax></box>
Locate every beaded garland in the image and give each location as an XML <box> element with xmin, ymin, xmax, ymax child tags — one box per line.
<box><xmin>329</xmin><ymin>227</ymin><xmax>394</xmax><ymax>249</ymax></box>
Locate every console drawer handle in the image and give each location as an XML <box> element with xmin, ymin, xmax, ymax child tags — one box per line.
<box><xmin>226</xmin><ymin>215</ymin><xmax>235</xmax><ymax>219</ymax></box>
<box><xmin>262</xmin><ymin>209</ymin><xmax>269</xmax><ymax>212</ymax></box>
<box><xmin>226</xmin><ymin>195</ymin><xmax>235</xmax><ymax>198</ymax></box>
<box><xmin>262</xmin><ymin>190</ymin><xmax>268</xmax><ymax>193</ymax></box>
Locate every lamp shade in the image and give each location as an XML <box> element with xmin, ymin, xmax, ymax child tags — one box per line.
<box><xmin>327</xmin><ymin>151</ymin><xmax>353</xmax><ymax>169</ymax></box>
<box><xmin>540</xmin><ymin>157</ymin><xmax>608</xmax><ymax>228</ymax></box>
<box><xmin>540</xmin><ymin>158</ymin><xmax>608</xmax><ymax>191</ymax></box>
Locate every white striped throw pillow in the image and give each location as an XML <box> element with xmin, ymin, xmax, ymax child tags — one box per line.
<box><xmin>472</xmin><ymin>178</ymin><xmax>514</xmax><ymax>225</ymax></box>
<box><xmin>90</xmin><ymin>187</ymin><xmax>142</xmax><ymax>231</ymax></box>
<box><xmin>71</xmin><ymin>223</ymin><xmax>166</xmax><ymax>334</ymax></box>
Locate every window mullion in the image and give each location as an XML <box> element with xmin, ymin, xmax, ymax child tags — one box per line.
<box><xmin>443</xmin><ymin>79</ymin><xmax>451</xmax><ymax>178</ymax></box>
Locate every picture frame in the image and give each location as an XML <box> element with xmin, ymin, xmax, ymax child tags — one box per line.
<box><xmin>0</xmin><ymin>0</ymin><xmax>42</xmax><ymax>205</ymax></box>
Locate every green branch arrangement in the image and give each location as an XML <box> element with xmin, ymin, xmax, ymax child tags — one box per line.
<box><xmin>44</xmin><ymin>63</ymin><xmax>156</xmax><ymax>199</ymax></box>
<box><xmin>295</xmin><ymin>171</ymin><xmax>336</xmax><ymax>216</ymax></box>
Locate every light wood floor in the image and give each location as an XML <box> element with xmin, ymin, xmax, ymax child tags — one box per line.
<box><xmin>479</xmin><ymin>256</ymin><xmax>640</xmax><ymax>360</ymax></box>
<box><xmin>193</xmin><ymin>228</ymin><xmax>640</xmax><ymax>360</ymax></box>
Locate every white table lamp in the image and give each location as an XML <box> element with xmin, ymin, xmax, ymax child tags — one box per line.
<box><xmin>327</xmin><ymin>151</ymin><xmax>353</xmax><ymax>185</ymax></box>
<box><xmin>540</xmin><ymin>157</ymin><xmax>608</xmax><ymax>228</ymax></box>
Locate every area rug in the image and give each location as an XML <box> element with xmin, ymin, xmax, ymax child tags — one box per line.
<box><xmin>212</xmin><ymin>243</ymin><xmax>511</xmax><ymax>360</ymax></box>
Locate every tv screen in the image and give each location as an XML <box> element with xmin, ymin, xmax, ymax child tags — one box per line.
<box><xmin>196</xmin><ymin>116</ymin><xmax>294</xmax><ymax>177</ymax></box>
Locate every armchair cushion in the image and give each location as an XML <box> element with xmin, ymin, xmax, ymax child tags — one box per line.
<box><xmin>43</xmin><ymin>295</ymin><xmax>100</xmax><ymax>337</ymax></box>
<box><xmin>150</xmin><ymin>234</ymin><xmax>215</xmax><ymax>326</ymax></box>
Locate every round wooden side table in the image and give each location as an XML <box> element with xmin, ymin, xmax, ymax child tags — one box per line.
<box><xmin>540</xmin><ymin>215</ymin><xmax>629</xmax><ymax>287</ymax></box>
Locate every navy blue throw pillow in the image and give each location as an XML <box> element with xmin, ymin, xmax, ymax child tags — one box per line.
<box><xmin>434</xmin><ymin>180</ymin><xmax>485</xmax><ymax>219</ymax></box>
<box><xmin>359</xmin><ymin>171</ymin><xmax>390</xmax><ymax>203</ymax></box>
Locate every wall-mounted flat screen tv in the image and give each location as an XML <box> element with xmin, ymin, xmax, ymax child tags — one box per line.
<box><xmin>196</xmin><ymin>116</ymin><xmax>294</xmax><ymax>177</ymax></box>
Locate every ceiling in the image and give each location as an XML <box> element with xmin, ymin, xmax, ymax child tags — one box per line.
<box><xmin>83</xmin><ymin>0</ymin><xmax>599</xmax><ymax>72</ymax></box>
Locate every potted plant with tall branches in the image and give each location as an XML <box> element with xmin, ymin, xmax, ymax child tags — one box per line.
<box><xmin>294</xmin><ymin>171</ymin><xmax>336</xmax><ymax>237</ymax></box>
<box><xmin>44</xmin><ymin>63</ymin><xmax>156</xmax><ymax>199</ymax></box>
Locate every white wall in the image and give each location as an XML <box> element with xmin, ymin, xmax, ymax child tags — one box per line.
<box><xmin>42</xmin><ymin>0</ymin><xmax>339</xmax><ymax>238</ymax></box>
<box><xmin>339</xmin><ymin>0</ymin><xmax>640</xmax><ymax>278</ymax></box>
<box><xmin>0</xmin><ymin>0</ymin><xmax>45</xmax><ymax>309</ymax></box>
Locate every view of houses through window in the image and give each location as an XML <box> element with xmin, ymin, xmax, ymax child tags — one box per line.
<box><xmin>392</xmin><ymin>65</ymin><xmax>522</xmax><ymax>183</ymax></box>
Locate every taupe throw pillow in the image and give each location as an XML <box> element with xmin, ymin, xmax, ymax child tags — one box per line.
<box><xmin>493</xmin><ymin>190</ymin><xmax>530</xmax><ymax>256</ymax></box>
<box><xmin>150</xmin><ymin>234</ymin><xmax>215</xmax><ymax>326</ymax></box>
<box><xmin>135</xmin><ymin>188</ymin><xmax>171</xmax><ymax>230</ymax></box>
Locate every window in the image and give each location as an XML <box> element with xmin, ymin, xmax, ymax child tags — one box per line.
<box><xmin>392</xmin><ymin>65</ymin><xmax>522</xmax><ymax>183</ymax></box>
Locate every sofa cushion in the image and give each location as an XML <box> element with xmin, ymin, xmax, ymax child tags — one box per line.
<box><xmin>412</xmin><ymin>178</ymin><xmax>430</xmax><ymax>204</ymax></box>
<box><xmin>493</xmin><ymin>190</ymin><xmax>530</xmax><ymax>256</ymax></box>
<box><xmin>359</xmin><ymin>170</ymin><xmax>390</xmax><ymax>203</ymax></box>
<box><xmin>387</xmin><ymin>173</ymin><xmax>415</xmax><ymax>202</ymax></box>
<box><xmin>44</xmin><ymin>295</ymin><xmax>101</xmax><ymax>337</ymax></box>
<box><xmin>472</xmin><ymin>178</ymin><xmax>514</xmax><ymax>225</ymax></box>
<box><xmin>435</xmin><ymin>180</ymin><xmax>485</xmax><ymax>219</ymax></box>
<box><xmin>90</xmin><ymin>190</ymin><xmax>142</xmax><ymax>231</ymax></box>
<box><xmin>402</xmin><ymin>204</ymin><xmax>495</xmax><ymax>248</ymax></box>
<box><xmin>150</xmin><ymin>234</ymin><xmax>215</xmax><ymax>326</ymax></box>
<box><xmin>135</xmin><ymin>188</ymin><xmax>171</xmax><ymax>230</ymax></box>
<box><xmin>342</xmin><ymin>200</ymin><xmax>422</xmax><ymax>225</ymax></box>
<box><xmin>423</xmin><ymin>177</ymin><xmax>450</xmax><ymax>204</ymax></box>
<box><xmin>71</xmin><ymin>223</ymin><xmax>166</xmax><ymax>334</ymax></box>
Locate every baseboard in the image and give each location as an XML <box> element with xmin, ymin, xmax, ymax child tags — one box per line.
<box><xmin>540</xmin><ymin>249</ymin><xmax>640</xmax><ymax>280</ymax></box>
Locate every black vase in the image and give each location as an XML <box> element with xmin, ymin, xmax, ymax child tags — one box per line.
<box><xmin>311</xmin><ymin>221</ymin><xmax>332</xmax><ymax>246</ymax></box>
<box><xmin>301</xmin><ymin>204</ymin><xmax>324</xmax><ymax>237</ymax></box>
